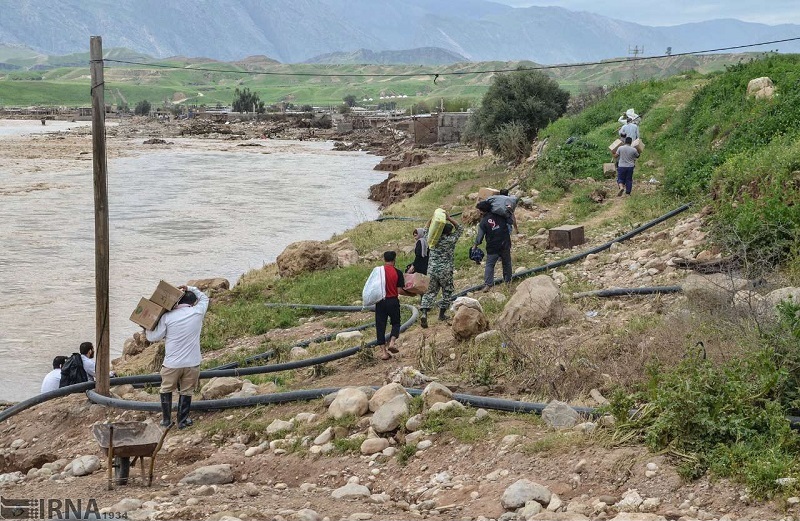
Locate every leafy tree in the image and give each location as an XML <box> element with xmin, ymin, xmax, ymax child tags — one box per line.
<box><xmin>343</xmin><ymin>94</ymin><xmax>357</xmax><ymax>107</ymax></box>
<box><xmin>411</xmin><ymin>101</ymin><xmax>431</xmax><ymax>114</ymax></box>
<box><xmin>232</xmin><ymin>87</ymin><xmax>265</xmax><ymax>113</ymax></box>
<box><xmin>338</xmin><ymin>104</ymin><xmax>351</xmax><ymax>114</ymax></box>
<box><xmin>465</xmin><ymin>68</ymin><xmax>569</xmax><ymax>162</ymax></box>
<box><xmin>134</xmin><ymin>100</ymin><xmax>151</xmax><ymax>116</ymax></box>
<box><xmin>495</xmin><ymin>121</ymin><xmax>531</xmax><ymax>164</ymax></box>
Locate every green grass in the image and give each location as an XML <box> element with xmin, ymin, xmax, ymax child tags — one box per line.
<box><xmin>0</xmin><ymin>51</ymin><xmax>749</xmax><ymax>108</ymax></box>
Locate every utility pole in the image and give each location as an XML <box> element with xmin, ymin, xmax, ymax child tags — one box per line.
<box><xmin>90</xmin><ymin>36</ymin><xmax>110</xmax><ymax>397</ymax></box>
<box><xmin>628</xmin><ymin>45</ymin><xmax>644</xmax><ymax>82</ymax></box>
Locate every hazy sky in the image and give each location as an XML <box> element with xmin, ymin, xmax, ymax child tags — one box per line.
<box><xmin>492</xmin><ymin>1</ymin><xmax>800</xmax><ymax>26</ymax></box>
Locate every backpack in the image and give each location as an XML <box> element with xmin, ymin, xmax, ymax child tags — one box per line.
<box><xmin>469</xmin><ymin>246</ymin><xmax>485</xmax><ymax>264</ymax></box>
<box><xmin>59</xmin><ymin>353</ymin><xmax>89</xmax><ymax>388</ymax></box>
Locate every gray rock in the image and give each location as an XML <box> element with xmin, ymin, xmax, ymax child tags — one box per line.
<box><xmin>329</xmin><ymin>387</ymin><xmax>369</xmax><ymax>419</ymax></box>
<box><xmin>496</xmin><ymin>276</ymin><xmax>563</xmax><ymax>330</ymax></box>
<box><xmin>421</xmin><ymin>382</ymin><xmax>453</xmax><ymax>410</ymax></box>
<box><xmin>405</xmin><ymin>414</ymin><xmax>424</xmax><ymax>432</ymax></box>
<box><xmin>314</xmin><ymin>427</ymin><xmax>333</xmax><ymax>445</ymax></box>
<box><xmin>541</xmin><ymin>400</ymin><xmax>580</xmax><ymax>429</ymax></box>
<box><xmin>290</xmin><ymin>346</ymin><xmax>310</xmax><ymax>360</ymax></box>
<box><xmin>180</xmin><ymin>464</ymin><xmax>234</xmax><ymax>485</ymax></box>
<box><xmin>518</xmin><ymin>500</ymin><xmax>543</xmax><ymax>518</ymax></box>
<box><xmin>370</xmin><ymin>395</ymin><xmax>409</xmax><ymax>433</ymax></box>
<box><xmin>369</xmin><ymin>383</ymin><xmax>410</xmax><ymax>412</ymax></box>
<box><xmin>294</xmin><ymin>509</ymin><xmax>321</xmax><ymax>521</ymax></box>
<box><xmin>428</xmin><ymin>400</ymin><xmax>465</xmax><ymax>413</ymax></box>
<box><xmin>501</xmin><ymin>479</ymin><xmax>552</xmax><ymax>509</ymax></box>
<box><xmin>104</xmin><ymin>498</ymin><xmax>142</xmax><ymax>514</ymax></box>
<box><xmin>267</xmin><ymin>419</ymin><xmax>294</xmax><ymax>435</ymax></box>
<box><xmin>200</xmin><ymin>377</ymin><xmax>244</xmax><ymax>400</ymax></box>
<box><xmin>331</xmin><ymin>482</ymin><xmax>371</xmax><ymax>499</ymax></box>
<box><xmin>71</xmin><ymin>455</ymin><xmax>101</xmax><ymax>477</ymax></box>
<box><xmin>683</xmin><ymin>273</ymin><xmax>751</xmax><ymax>308</ymax></box>
<box><xmin>360</xmin><ymin>438</ymin><xmax>390</xmax><ymax>455</ymax></box>
<box><xmin>336</xmin><ymin>331</ymin><xmax>364</xmax><ymax>342</ymax></box>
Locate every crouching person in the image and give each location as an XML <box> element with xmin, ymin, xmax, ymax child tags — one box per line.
<box><xmin>146</xmin><ymin>285</ymin><xmax>209</xmax><ymax>429</ymax></box>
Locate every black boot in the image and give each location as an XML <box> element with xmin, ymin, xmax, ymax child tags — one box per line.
<box><xmin>438</xmin><ymin>308</ymin><xmax>448</xmax><ymax>321</ymax></box>
<box><xmin>159</xmin><ymin>393</ymin><xmax>173</xmax><ymax>427</ymax></box>
<box><xmin>177</xmin><ymin>395</ymin><xmax>193</xmax><ymax>429</ymax></box>
<box><xmin>420</xmin><ymin>309</ymin><xmax>428</xmax><ymax>328</ymax></box>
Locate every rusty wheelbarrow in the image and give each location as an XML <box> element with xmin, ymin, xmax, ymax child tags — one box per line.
<box><xmin>92</xmin><ymin>421</ymin><xmax>172</xmax><ymax>490</ymax></box>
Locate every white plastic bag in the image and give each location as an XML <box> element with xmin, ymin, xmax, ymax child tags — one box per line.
<box><xmin>362</xmin><ymin>266</ymin><xmax>386</xmax><ymax>306</ymax></box>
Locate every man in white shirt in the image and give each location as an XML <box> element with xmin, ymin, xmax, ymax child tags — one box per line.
<box><xmin>41</xmin><ymin>356</ymin><xmax>67</xmax><ymax>393</ymax></box>
<box><xmin>79</xmin><ymin>342</ymin><xmax>96</xmax><ymax>380</ymax></box>
<box><xmin>146</xmin><ymin>285</ymin><xmax>209</xmax><ymax>429</ymax></box>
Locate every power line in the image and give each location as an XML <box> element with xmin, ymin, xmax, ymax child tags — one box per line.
<box><xmin>101</xmin><ymin>36</ymin><xmax>800</xmax><ymax>79</ymax></box>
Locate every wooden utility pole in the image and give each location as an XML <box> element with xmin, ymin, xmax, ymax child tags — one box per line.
<box><xmin>90</xmin><ymin>36</ymin><xmax>110</xmax><ymax>396</ymax></box>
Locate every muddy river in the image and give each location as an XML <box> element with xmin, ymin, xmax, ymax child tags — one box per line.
<box><xmin>0</xmin><ymin>125</ymin><xmax>382</xmax><ymax>401</ymax></box>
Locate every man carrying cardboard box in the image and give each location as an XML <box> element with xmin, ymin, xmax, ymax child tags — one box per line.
<box><xmin>146</xmin><ymin>285</ymin><xmax>209</xmax><ymax>429</ymax></box>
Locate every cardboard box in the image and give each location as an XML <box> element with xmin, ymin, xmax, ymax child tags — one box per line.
<box><xmin>633</xmin><ymin>138</ymin><xmax>645</xmax><ymax>153</ymax></box>
<box><xmin>150</xmin><ymin>280</ymin><xmax>184</xmax><ymax>310</ymax></box>
<box><xmin>477</xmin><ymin>187</ymin><xmax>500</xmax><ymax>201</ymax></box>
<box><xmin>548</xmin><ymin>225</ymin><xmax>586</xmax><ymax>250</ymax></box>
<box><xmin>130</xmin><ymin>298</ymin><xmax>165</xmax><ymax>330</ymax></box>
<box><xmin>603</xmin><ymin>163</ymin><xmax>617</xmax><ymax>176</ymax></box>
<box><xmin>608</xmin><ymin>139</ymin><xmax>623</xmax><ymax>155</ymax></box>
<box><xmin>404</xmin><ymin>273</ymin><xmax>430</xmax><ymax>295</ymax></box>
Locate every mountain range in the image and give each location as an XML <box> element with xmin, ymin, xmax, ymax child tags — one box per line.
<box><xmin>0</xmin><ymin>0</ymin><xmax>798</xmax><ymax>64</ymax></box>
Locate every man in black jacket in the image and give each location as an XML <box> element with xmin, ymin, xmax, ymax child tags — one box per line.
<box><xmin>475</xmin><ymin>200</ymin><xmax>512</xmax><ymax>291</ymax></box>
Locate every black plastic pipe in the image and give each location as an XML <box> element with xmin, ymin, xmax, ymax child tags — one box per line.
<box><xmin>571</xmin><ymin>286</ymin><xmax>683</xmax><ymax>299</ymax></box>
<box><xmin>454</xmin><ymin>203</ymin><xmax>692</xmax><ymax>296</ymax></box>
<box><xmin>0</xmin><ymin>305</ymin><xmax>417</xmax><ymax>423</ymax></box>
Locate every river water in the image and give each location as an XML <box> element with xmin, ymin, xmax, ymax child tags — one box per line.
<box><xmin>0</xmin><ymin>123</ymin><xmax>382</xmax><ymax>401</ymax></box>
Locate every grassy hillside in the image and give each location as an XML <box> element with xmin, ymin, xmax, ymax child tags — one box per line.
<box><xmin>533</xmin><ymin>54</ymin><xmax>800</xmax><ymax>275</ymax></box>
<box><xmin>190</xmin><ymin>53</ymin><xmax>800</xmax><ymax>496</ymax></box>
<box><xmin>0</xmin><ymin>51</ymin><xmax>754</xmax><ymax>108</ymax></box>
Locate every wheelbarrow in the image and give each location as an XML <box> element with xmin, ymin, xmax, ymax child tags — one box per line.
<box><xmin>92</xmin><ymin>421</ymin><xmax>172</xmax><ymax>490</ymax></box>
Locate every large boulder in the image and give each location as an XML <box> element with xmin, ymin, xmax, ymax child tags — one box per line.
<box><xmin>187</xmin><ymin>278</ymin><xmax>230</xmax><ymax>296</ymax></box>
<box><xmin>328</xmin><ymin>387</ymin><xmax>369</xmax><ymax>419</ymax></box>
<box><xmin>683</xmin><ymin>273</ymin><xmax>751</xmax><ymax>308</ymax></box>
<box><xmin>747</xmin><ymin>76</ymin><xmax>775</xmax><ymax>99</ymax></box>
<box><xmin>336</xmin><ymin>249</ymin><xmax>360</xmax><ymax>268</ymax></box>
<box><xmin>201</xmin><ymin>377</ymin><xmax>244</xmax><ymax>400</ymax></box>
<box><xmin>369</xmin><ymin>383</ymin><xmax>410</xmax><ymax>412</ymax></box>
<box><xmin>370</xmin><ymin>395</ymin><xmax>410</xmax><ymax>433</ymax></box>
<box><xmin>180</xmin><ymin>464</ymin><xmax>234</xmax><ymax>485</ymax></box>
<box><xmin>452</xmin><ymin>306</ymin><xmax>489</xmax><ymax>340</ymax></box>
<box><xmin>766</xmin><ymin>287</ymin><xmax>800</xmax><ymax>313</ymax></box>
<box><xmin>276</xmin><ymin>240</ymin><xmax>337</xmax><ymax>278</ymax></box>
<box><xmin>501</xmin><ymin>479</ymin><xmax>552</xmax><ymax>509</ymax></box>
<box><xmin>70</xmin><ymin>455</ymin><xmax>100</xmax><ymax>477</ymax></box>
<box><xmin>495</xmin><ymin>276</ymin><xmax>562</xmax><ymax>330</ymax></box>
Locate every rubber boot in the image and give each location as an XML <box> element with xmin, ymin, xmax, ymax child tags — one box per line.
<box><xmin>177</xmin><ymin>395</ymin><xmax>193</xmax><ymax>429</ymax></box>
<box><xmin>420</xmin><ymin>309</ymin><xmax>428</xmax><ymax>329</ymax></box>
<box><xmin>159</xmin><ymin>393</ymin><xmax>173</xmax><ymax>427</ymax></box>
<box><xmin>438</xmin><ymin>308</ymin><xmax>448</xmax><ymax>321</ymax></box>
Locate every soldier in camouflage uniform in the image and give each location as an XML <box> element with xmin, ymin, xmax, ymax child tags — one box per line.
<box><xmin>420</xmin><ymin>214</ymin><xmax>462</xmax><ymax>328</ymax></box>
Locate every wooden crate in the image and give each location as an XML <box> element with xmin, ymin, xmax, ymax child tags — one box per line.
<box><xmin>548</xmin><ymin>225</ymin><xmax>585</xmax><ymax>249</ymax></box>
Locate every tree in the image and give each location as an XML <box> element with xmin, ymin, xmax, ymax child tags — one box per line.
<box><xmin>134</xmin><ymin>100</ymin><xmax>151</xmax><ymax>116</ymax></box>
<box><xmin>465</xmin><ymin>68</ymin><xmax>569</xmax><ymax>162</ymax></box>
<box><xmin>232</xmin><ymin>87</ymin><xmax>265</xmax><ymax>113</ymax></box>
<box><xmin>343</xmin><ymin>94</ymin><xmax>357</xmax><ymax>108</ymax></box>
